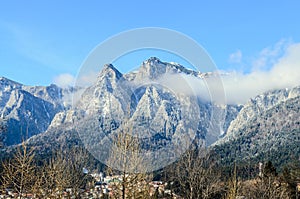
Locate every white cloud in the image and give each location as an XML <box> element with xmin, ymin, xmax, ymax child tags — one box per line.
<box><xmin>251</xmin><ymin>39</ymin><xmax>291</xmax><ymax>71</ymax></box>
<box><xmin>229</xmin><ymin>50</ymin><xmax>242</xmax><ymax>63</ymax></box>
<box><xmin>53</xmin><ymin>40</ymin><xmax>300</xmax><ymax>105</ymax></box>
<box><xmin>155</xmin><ymin>41</ymin><xmax>300</xmax><ymax>105</ymax></box>
<box><xmin>223</xmin><ymin>41</ymin><xmax>300</xmax><ymax>104</ymax></box>
<box><xmin>76</xmin><ymin>71</ymin><xmax>98</xmax><ymax>87</ymax></box>
<box><xmin>53</xmin><ymin>73</ymin><xmax>75</xmax><ymax>88</ymax></box>
<box><xmin>53</xmin><ymin>71</ymin><xmax>99</xmax><ymax>89</ymax></box>
<box><xmin>150</xmin><ymin>72</ymin><xmax>224</xmax><ymax>105</ymax></box>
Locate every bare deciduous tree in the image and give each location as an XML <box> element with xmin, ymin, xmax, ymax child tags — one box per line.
<box><xmin>1</xmin><ymin>141</ymin><xmax>36</xmax><ymax>198</ymax></box>
<box><xmin>225</xmin><ymin>162</ymin><xmax>241</xmax><ymax>199</ymax></box>
<box><xmin>106</xmin><ymin>124</ymin><xmax>151</xmax><ymax>199</ymax></box>
<box><xmin>173</xmin><ymin>147</ymin><xmax>222</xmax><ymax>199</ymax></box>
<box><xmin>33</xmin><ymin>152</ymin><xmax>71</xmax><ymax>198</ymax></box>
<box><xmin>251</xmin><ymin>162</ymin><xmax>289</xmax><ymax>199</ymax></box>
<box><xmin>33</xmin><ymin>147</ymin><xmax>91</xmax><ymax>199</ymax></box>
<box><xmin>237</xmin><ymin>161</ymin><xmax>291</xmax><ymax>199</ymax></box>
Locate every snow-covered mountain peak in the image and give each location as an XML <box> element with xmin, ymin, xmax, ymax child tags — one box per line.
<box><xmin>103</xmin><ymin>63</ymin><xmax>121</xmax><ymax>74</ymax></box>
<box><xmin>96</xmin><ymin>64</ymin><xmax>123</xmax><ymax>83</ymax></box>
<box><xmin>220</xmin><ymin>86</ymin><xmax>300</xmax><ymax>143</ymax></box>
<box><xmin>0</xmin><ymin>77</ymin><xmax>22</xmax><ymax>90</ymax></box>
<box><xmin>141</xmin><ymin>57</ymin><xmax>203</xmax><ymax>78</ymax></box>
<box><xmin>0</xmin><ymin>76</ymin><xmax>77</xmax><ymax>146</ymax></box>
<box><xmin>139</xmin><ymin>57</ymin><xmax>168</xmax><ymax>79</ymax></box>
<box><xmin>143</xmin><ymin>57</ymin><xmax>163</xmax><ymax>65</ymax></box>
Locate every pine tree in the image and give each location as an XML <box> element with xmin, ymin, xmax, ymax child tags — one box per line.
<box><xmin>263</xmin><ymin>160</ymin><xmax>277</xmax><ymax>177</ymax></box>
<box><xmin>0</xmin><ymin>119</ymin><xmax>7</xmax><ymax>148</ymax></box>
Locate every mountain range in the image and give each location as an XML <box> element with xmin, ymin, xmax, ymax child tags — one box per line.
<box><xmin>0</xmin><ymin>57</ymin><xmax>299</xmax><ymax>168</ymax></box>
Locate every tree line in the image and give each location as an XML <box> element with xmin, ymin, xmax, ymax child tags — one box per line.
<box><xmin>1</xmin><ymin>141</ymin><xmax>299</xmax><ymax>198</ymax></box>
<box><xmin>0</xmin><ymin>118</ymin><xmax>299</xmax><ymax>199</ymax></box>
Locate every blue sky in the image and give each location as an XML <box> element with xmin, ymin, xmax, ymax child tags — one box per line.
<box><xmin>0</xmin><ymin>0</ymin><xmax>300</xmax><ymax>87</ymax></box>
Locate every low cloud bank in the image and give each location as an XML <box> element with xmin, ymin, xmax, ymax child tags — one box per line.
<box><xmin>53</xmin><ymin>41</ymin><xmax>300</xmax><ymax>105</ymax></box>
<box><xmin>53</xmin><ymin>73</ymin><xmax>75</xmax><ymax>88</ymax></box>
<box><xmin>223</xmin><ymin>42</ymin><xmax>300</xmax><ymax>104</ymax></box>
<box><xmin>157</xmin><ymin>41</ymin><xmax>300</xmax><ymax>105</ymax></box>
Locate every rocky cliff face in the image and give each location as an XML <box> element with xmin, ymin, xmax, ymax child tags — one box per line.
<box><xmin>220</xmin><ymin>86</ymin><xmax>300</xmax><ymax>143</ymax></box>
<box><xmin>1</xmin><ymin>58</ymin><xmax>299</xmax><ymax>168</ymax></box>
<box><xmin>25</xmin><ymin>58</ymin><xmax>240</xmax><ymax>159</ymax></box>
<box><xmin>0</xmin><ymin>77</ymin><xmax>75</xmax><ymax>145</ymax></box>
<box><xmin>214</xmin><ymin>94</ymin><xmax>300</xmax><ymax>167</ymax></box>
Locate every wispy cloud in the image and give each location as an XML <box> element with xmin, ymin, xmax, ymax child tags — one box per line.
<box><xmin>53</xmin><ymin>70</ymin><xmax>102</xmax><ymax>89</ymax></box>
<box><xmin>53</xmin><ymin>73</ymin><xmax>75</xmax><ymax>88</ymax></box>
<box><xmin>157</xmin><ymin>40</ymin><xmax>300</xmax><ymax>105</ymax></box>
<box><xmin>54</xmin><ymin>40</ymin><xmax>300</xmax><ymax>105</ymax></box>
<box><xmin>228</xmin><ymin>50</ymin><xmax>242</xmax><ymax>64</ymax></box>
<box><xmin>222</xmin><ymin>41</ymin><xmax>300</xmax><ymax>104</ymax></box>
<box><xmin>251</xmin><ymin>39</ymin><xmax>291</xmax><ymax>71</ymax></box>
<box><xmin>0</xmin><ymin>20</ymin><xmax>69</xmax><ymax>71</ymax></box>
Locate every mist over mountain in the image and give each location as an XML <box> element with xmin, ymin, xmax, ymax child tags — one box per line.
<box><xmin>23</xmin><ymin>58</ymin><xmax>235</xmax><ymax>168</ymax></box>
<box><xmin>0</xmin><ymin>76</ymin><xmax>86</xmax><ymax>145</ymax></box>
<box><xmin>214</xmin><ymin>93</ymin><xmax>300</xmax><ymax>167</ymax></box>
<box><xmin>0</xmin><ymin>57</ymin><xmax>299</xmax><ymax>169</ymax></box>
